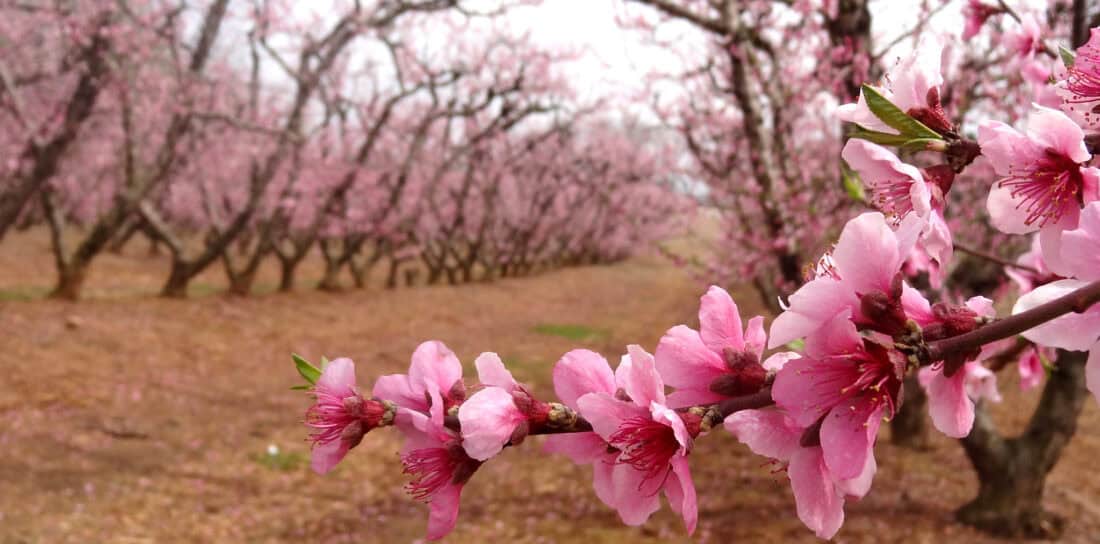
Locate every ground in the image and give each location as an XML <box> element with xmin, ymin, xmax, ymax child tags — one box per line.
<box><xmin>1</xmin><ymin>229</ymin><xmax>1098</xmax><ymax>543</ymax></box>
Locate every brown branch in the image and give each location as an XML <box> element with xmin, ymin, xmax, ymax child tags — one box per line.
<box><xmin>924</xmin><ymin>280</ymin><xmax>1100</xmax><ymax>364</ymax></box>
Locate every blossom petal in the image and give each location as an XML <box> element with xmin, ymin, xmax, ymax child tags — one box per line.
<box><xmin>665</xmin><ymin>455</ymin><xmax>698</xmax><ymax>535</ymax></box>
<box><xmin>1027</xmin><ymin>104</ymin><xmax>1091</xmax><ymax>164</ymax></box>
<box><xmin>654</xmin><ymin>325</ymin><xmax>726</xmax><ymax>391</ymax></box>
<box><xmin>724</xmin><ymin>408</ymin><xmax>801</xmax><ymax>461</ymax></box>
<box><xmin>474</xmin><ymin>352</ymin><xmax>516</xmax><ymax>390</ymax></box>
<box><xmin>610</xmin><ymin>463</ymin><xmax>662</xmax><ymax>526</ymax></box>
<box><xmin>1060</xmin><ymin>202</ymin><xmax>1100</xmax><ymax>281</ymax></box>
<box><xmin>553</xmin><ymin>349</ymin><xmax>616</xmax><ymax>410</ymax></box>
<box><xmin>576</xmin><ymin>392</ymin><xmax>647</xmax><ymax>441</ymax></box>
<box><xmin>744</xmin><ymin>316</ymin><xmax>767</xmax><ymax>358</ymax></box>
<box><xmin>621</xmin><ymin>345</ymin><xmax>665</xmax><ymax>407</ymax></box>
<box><xmin>834</xmin><ymin>212</ymin><xmax>902</xmax><ymax>295</ymax></box>
<box><xmin>317</xmin><ymin>358</ymin><xmax>357</xmax><ymax>397</ymax></box>
<box><xmin>699</xmin><ymin>285</ymin><xmax>744</xmax><ymax>352</ymax></box>
<box><xmin>820</xmin><ymin>402</ymin><xmax>882</xmax><ymax>480</ymax></box>
<box><xmin>1014</xmin><ymin>279</ymin><xmax>1100</xmax><ymax>350</ymax></box>
<box><xmin>769</xmin><ymin>278</ymin><xmax>858</xmax><ymax>348</ymax></box>
<box><xmin>834</xmin><ymin>452</ymin><xmax>877</xmax><ymax>499</ymax></box>
<box><xmin>923</xmin><ymin>369</ymin><xmax>974</xmax><ymax>438</ymax></box>
<box><xmin>458</xmin><ymin>387</ymin><xmax>523</xmax><ymax>461</ymax></box>
<box><xmin>788</xmin><ymin>447</ymin><xmax>845</xmax><ymax>540</ymax></box>
<box><xmin>543</xmin><ymin>432</ymin><xmax>608</xmax><ymax>464</ymax></box>
<box><xmin>409</xmin><ymin>340</ymin><xmax>463</xmax><ymax>397</ymax></box>
<box><xmin>310</xmin><ymin>437</ymin><xmax>350</xmax><ymax>475</ymax></box>
<box><xmin>425</xmin><ymin>483</ymin><xmax>463</xmax><ymax>541</ymax></box>
<box><xmin>373</xmin><ymin>374</ymin><xmax>426</xmax><ymax>412</ymax></box>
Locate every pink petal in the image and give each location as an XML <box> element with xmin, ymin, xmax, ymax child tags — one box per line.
<box><xmin>591</xmin><ymin>452</ymin><xmax>618</xmax><ymax>508</ymax></box>
<box><xmin>458</xmin><ymin>387</ymin><xmax>523</xmax><ymax>461</ymax></box>
<box><xmin>665</xmin><ymin>455</ymin><xmax>698</xmax><ymax>535</ymax></box>
<box><xmin>1014</xmin><ymin>280</ymin><xmax>1100</xmax><ymax>350</ymax></box>
<box><xmin>768</xmin><ymin>277</ymin><xmax>858</xmax><ymax>348</ymax></box>
<box><xmin>543</xmin><ymin>432</ymin><xmax>608</xmax><ymax>464</ymax></box>
<box><xmin>1060</xmin><ymin>202</ymin><xmax>1100</xmax><ymax>281</ymax></box>
<box><xmin>372</xmin><ymin>374</ymin><xmax>427</xmax><ymax>412</ymax></box>
<box><xmin>409</xmin><ymin>340</ymin><xmax>463</xmax><ymax>397</ymax></box>
<box><xmin>771</xmin><ymin>357</ymin><xmax>834</xmax><ymax>428</ymax></box>
<box><xmin>977</xmin><ymin>120</ymin><xmax>1040</xmax><ymax>178</ymax></box>
<box><xmin>834</xmin><ymin>452</ymin><xmax>877</xmax><ymax>499</ymax></box>
<box><xmin>310</xmin><ymin>437</ymin><xmax>350</xmax><ymax>475</ymax></box>
<box><xmin>425</xmin><ymin>483</ymin><xmax>462</xmax><ymax>541</ymax></box>
<box><xmin>576</xmin><ymin>392</ymin><xmax>646</xmax><ymax>441</ymax></box>
<box><xmin>804</xmin><ymin>312</ymin><xmax>862</xmax><ymax>360</ymax></box>
<box><xmin>698</xmin><ymin>285</ymin><xmax>744</xmax><ymax>352</ymax></box>
<box><xmin>610</xmin><ymin>463</ymin><xmax>662</xmax><ymax>526</ymax></box>
<box><xmin>841</xmin><ymin>139</ymin><xmax>930</xmax><ymax>218</ymax></box>
<box><xmin>666</xmin><ymin>388</ymin><xmax>726</xmax><ymax>409</ymax></box>
<box><xmin>834</xmin><ymin>212</ymin><xmax>903</xmax><ymax>295</ymax></box>
<box><xmin>924</xmin><ymin>369</ymin><xmax>974</xmax><ymax>438</ymax></box>
<box><xmin>723</xmin><ymin>408</ymin><xmax>801</xmax><ymax>461</ymax></box>
<box><xmin>987</xmin><ymin>181</ymin><xmax>1040</xmax><ymax>234</ymax></box>
<box><xmin>837</xmin><ymin>88</ymin><xmax>895</xmax><ymax>133</ymax></box>
<box><xmin>820</xmin><ymin>401</ymin><xmax>882</xmax><ymax>480</ymax></box>
<box><xmin>964</xmin><ymin>296</ymin><xmax>995</xmax><ymax>318</ymax></box>
<box><xmin>474</xmin><ymin>352</ymin><xmax>516</xmax><ymax>390</ymax></box>
<box><xmin>317</xmin><ymin>357</ymin><xmax>357</xmax><ymax>396</ymax></box>
<box><xmin>620</xmin><ymin>345</ymin><xmax>666</xmax><ymax>407</ymax></box>
<box><xmin>788</xmin><ymin>447</ymin><xmax>846</xmax><ymax>540</ymax></box>
<box><xmin>762</xmin><ymin>351</ymin><xmax>800</xmax><ymax>372</ymax></box>
<box><xmin>654</xmin><ymin>325</ymin><xmax>726</xmax><ymax>391</ymax></box>
<box><xmin>1027</xmin><ymin>105</ymin><xmax>1091</xmax><ymax>163</ymax></box>
<box><xmin>553</xmin><ymin>349</ymin><xmax>615</xmax><ymax>410</ymax></box>
<box><xmin>651</xmin><ymin>402</ymin><xmax>692</xmax><ymax>452</ymax></box>
<box><xmin>744</xmin><ymin>316</ymin><xmax>767</xmax><ymax>358</ymax></box>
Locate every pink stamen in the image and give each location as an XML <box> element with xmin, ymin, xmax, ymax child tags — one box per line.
<box><xmin>1000</xmin><ymin>149</ymin><xmax>1085</xmax><ymax>228</ymax></box>
<box><xmin>610</xmin><ymin>417</ymin><xmax>681</xmax><ymax>484</ymax></box>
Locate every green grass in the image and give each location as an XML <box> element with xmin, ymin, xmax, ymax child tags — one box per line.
<box><xmin>253</xmin><ymin>447</ymin><xmax>306</xmax><ymax>472</ymax></box>
<box><xmin>531</xmin><ymin>323</ymin><xmax>609</xmax><ymax>342</ymax></box>
<box><xmin>0</xmin><ymin>286</ymin><xmax>50</xmax><ymax>301</ymax></box>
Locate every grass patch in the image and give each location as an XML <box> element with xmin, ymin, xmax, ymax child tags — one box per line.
<box><xmin>253</xmin><ymin>447</ymin><xmax>306</xmax><ymax>472</ymax></box>
<box><xmin>0</xmin><ymin>286</ymin><xmax>50</xmax><ymax>301</ymax></box>
<box><xmin>532</xmin><ymin>323</ymin><xmax>609</xmax><ymax>343</ymax></box>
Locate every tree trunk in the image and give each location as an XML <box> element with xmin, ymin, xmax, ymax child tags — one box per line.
<box><xmin>161</xmin><ymin>261</ymin><xmax>192</xmax><ymax>298</ymax></box>
<box><xmin>956</xmin><ymin>350</ymin><xmax>1089</xmax><ymax>539</ymax></box>
<box><xmin>51</xmin><ymin>263</ymin><xmax>88</xmax><ymax>301</ymax></box>
<box><xmin>278</xmin><ymin>256</ymin><xmax>299</xmax><ymax>292</ymax></box>
<box><xmin>890</xmin><ymin>374</ymin><xmax>930</xmax><ymax>449</ymax></box>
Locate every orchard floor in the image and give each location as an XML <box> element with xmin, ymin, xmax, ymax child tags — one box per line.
<box><xmin>1</xmin><ymin>230</ymin><xmax>1099</xmax><ymax>544</ymax></box>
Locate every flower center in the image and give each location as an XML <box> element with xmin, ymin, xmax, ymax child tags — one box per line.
<box><xmin>609</xmin><ymin>417</ymin><xmax>682</xmax><ymax>484</ymax></box>
<box><xmin>307</xmin><ymin>392</ymin><xmax>383</xmax><ymax>448</ymax></box>
<box><xmin>1001</xmin><ymin>149</ymin><xmax>1085</xmax><ymax>228</ymax></box>
<box><xmin>401</xmin><ymin>444</ymin><xmax>480</xmax><ymax>502</ymax></box>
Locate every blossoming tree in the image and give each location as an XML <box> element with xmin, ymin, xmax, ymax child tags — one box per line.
<box><xmin>295</xmin><ymin>3</ymin><xmax>1100</xmax><ymax>540</ymax></box>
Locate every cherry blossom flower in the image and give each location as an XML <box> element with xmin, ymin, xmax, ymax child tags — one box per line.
<box><xmin>458</xmin><ymin>352</ymin><xmax>550</xmax><ymax>460</ymax></box>
<box><xmin>305</xmin><ymin>358</ymin><xmax>395</xmax><ymax>474</ymax></box>
<box><xmin>576</xmin><ymin>345</ymin><xmax>700</xmax><ymax>533</ymax></box>
<box><xmin>838</xmin><ymin>35</ymin><xmax>952</xmax><ymax>136</ymax></box>
<box><xmin>655</xmin><ymin>285</ymin><xmax>790</xmax><ymax>408</ymax></box>
<box><xmin>978</xmin><ymin>105</ymin><xmax>1100</xmax><ymax>237</ymax></box>
<box><xmin>397</xmin><ymin>409</ymin><xmax>482</xmax><ymax>540</ymax></box>
<box><xmin>768</xmin><ymin>211</ymin><xmax>924</xmax><ymax>349</ymax></box>
<box><xmin>1059</xmin><ymin>28</ymin><xmax>1100</xmax><ymax>130</ymax></box>
<box><xmin>543</xmin><ymin>349</ymin><xmax>621</xmax><ymax>510</ymax></box>
<box><xmin>1017</xmin><ymin>345</ymin><xmax>1049</xmax><ymax>391</ymax></box>
<box><xmin>1004</xmin><ymin>235</ymin><xmax>1058</xmax><ymax>294</ymax></box>
<box><xmin>725</xmin><ymin>408</ymin><xmax>876</xmax><ymax>539</ymax></box>
<box><xmin>1013</xmin><ymin>202</ymin><xmax>1100</xmax><ymax>402</ymax></box>
<box><xmin>962</xmin><ymin>0</ymin><xmax>1001</xmax><ymax>41</ymax></box>
<box><xmin>373</xmin><ymin>340</ymin><xmax>466</xmax><ymax>422</ymax></box>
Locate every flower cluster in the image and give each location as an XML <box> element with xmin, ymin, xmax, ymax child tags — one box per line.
<box><xmin>294</xmin><ymin>24</ymin><xmax>1100</xmax><ymax>543</ymax></box>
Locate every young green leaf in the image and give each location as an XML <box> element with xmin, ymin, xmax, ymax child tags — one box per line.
<box><xmin>1059</xmin><ymin>46</ymin><xmax>1076</xmax><ymax>69</ymax></box>
<box><xmin>290</xmin><ymin>384</ymin><xmax>310</xmax><ymax>391</ymax></box>
<box><xmin>292</xmin><ymin>353</ymin><xmax>322</xmax><ymax>385</ymax></box>
<box><xmin>860</xmin><ymin>84</ymin><xmax>942</xmax><ymax>140</ymax></box>
<box><xmin>841</xmin><ymin>165</ymin><xmax>866</xmax><ymax>203</ymax></box>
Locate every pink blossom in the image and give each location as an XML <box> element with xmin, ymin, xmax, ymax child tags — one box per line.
<box><xmin>1059</xmin><ymin>28</ymin><xmax>1100</xmax><ymax>130</ymax></box>
<box><xmin>397</xmin><ymin>409</ymin><xmax>481</xmax><ymax>540</ymax></box>
<box><xmin>771</xmin><ymin>315</ymin><xmax>901</xmax><ymax>480</ymax></box>
<box><xmin>918</xmin><ymin>357</ymin><xmax>1002</xmax><ymax>439</ymax></box>
<box><xmin>838</xmin><ymin>35</ymin><xmax>951</xmax><ymax>135</ymax></box>
<box><xmin>305</xmin><ymin>358</ymin><xmax>393</xmax><ymax>474</ymax></box>
<box><xmin>768</xmin><ymin>212</ymin><xmax>923</xmax><ymax>349</ymax></box>
<box><xmin>1004</xmin><ymin>235</ymin><xmax>1057</xmax><ymax>294</ymax></box>
<box><xmin>1006</xmin><ymin>14</ymin><xmax>1043</xmax><ymax>59</ymax></box>
<box><xmin>373</xmin><ymin>340</ymin><xmax>466</xmax><ymax>422</ymax></box>
<box><xmin>841</xmin><ymin>139</ymin><xmax>932</xmax><ymax>220</ymax></box>
<box><xmin>978</xmin><ymin>105</ymin><xmax>1100</xmax><ymax>236</ymax></box>
<box><xmin>575</xmin><ymin>345</ymin><xmax>700</xmax><ymax>533</ymax></box>
<box><xmin>962</xmin><ymin>1</ymin><xmax>1001</xmax><ymax>41</ymax></box>
<box><xmin>543</xmin><ymin>349</ymin><xmax>621</xmax><ymax>508</ymax></box>
<box><xmin>458</xmin><ymin>353</ymin><xmax>550</xmax><ymax>460</ymax></box>
<box><xmin>1017</xmin><ymin>346</ymin><xmax>1048</xmax><ymax>391</ymax></box>
<box><xmin>725</xmin><ymin>408</ymin><xmax>875</xmax><ymax>539</ymax></box>
<box><xmin>655</xmin><ymin>285</ymin><xmax>790</xmax><ymax>407</ymax></box>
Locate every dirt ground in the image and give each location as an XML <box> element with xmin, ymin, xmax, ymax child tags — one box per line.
<box><xmin>1</xmin><ymin>229</ymin><xmax>1098</xmax><ymax>543</ymax></box>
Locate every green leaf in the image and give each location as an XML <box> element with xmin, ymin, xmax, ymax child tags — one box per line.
<box><xmin>860</xmin><ymin>84</ymin><xmax>942</xmax><ymax>140</ymax></box>
<box><xmin>1059</xmin><ymin>46</ymin><xmax>1076</xmax><ymax>68</ymax></box>
<box><xmin>289</xmin><ymin>384</ymin><xmax>310</xmax><ymax>391</ymax></box>
<box><xmin>292</xmin><ymin>353</ymin><xmax>322</xmax><ymax>385</ymax></box>
<box><xmin>899</xmin><ymin>138</ymin><xmax>944</xmax><ymax>152</ymax></box>
<box><xmin>846</xmin><ymin>126</ymin><xmax>916</xmax><ymax>147</ymax></box>
<box><xmin>785</xmin><ymin>338</ymin><xmax>806</xmax><ymax>352</ymax></box>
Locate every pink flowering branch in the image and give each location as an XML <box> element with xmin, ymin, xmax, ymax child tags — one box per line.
<box><xmin>923</xmin><ymin>280</ymin><xmax>1100</xmax><ymax>364</ymax></box>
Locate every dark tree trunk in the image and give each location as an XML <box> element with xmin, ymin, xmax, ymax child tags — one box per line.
<box><xmin>161</xmin><ymin>261</ymin><xmax>192</xmax><ymax>298</ymax></box>
<box><xmin>278</xmin><ymin>256</ymin><xmax>300</xmax><ymax>292</ymax></box>
<box><xmin>890</xmin><ymin>374</ymin><xmax>930</xmax><ymax>449</ymax></box>
<box><xmin>51</xmin><ymin>264</ymin><xmax>88</xmax><ymax>301</ymax></box>
<box><xmin>956</xmin><ymin>350</ymin><xmax>1089</xmax><ymax>539</ymax></box>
